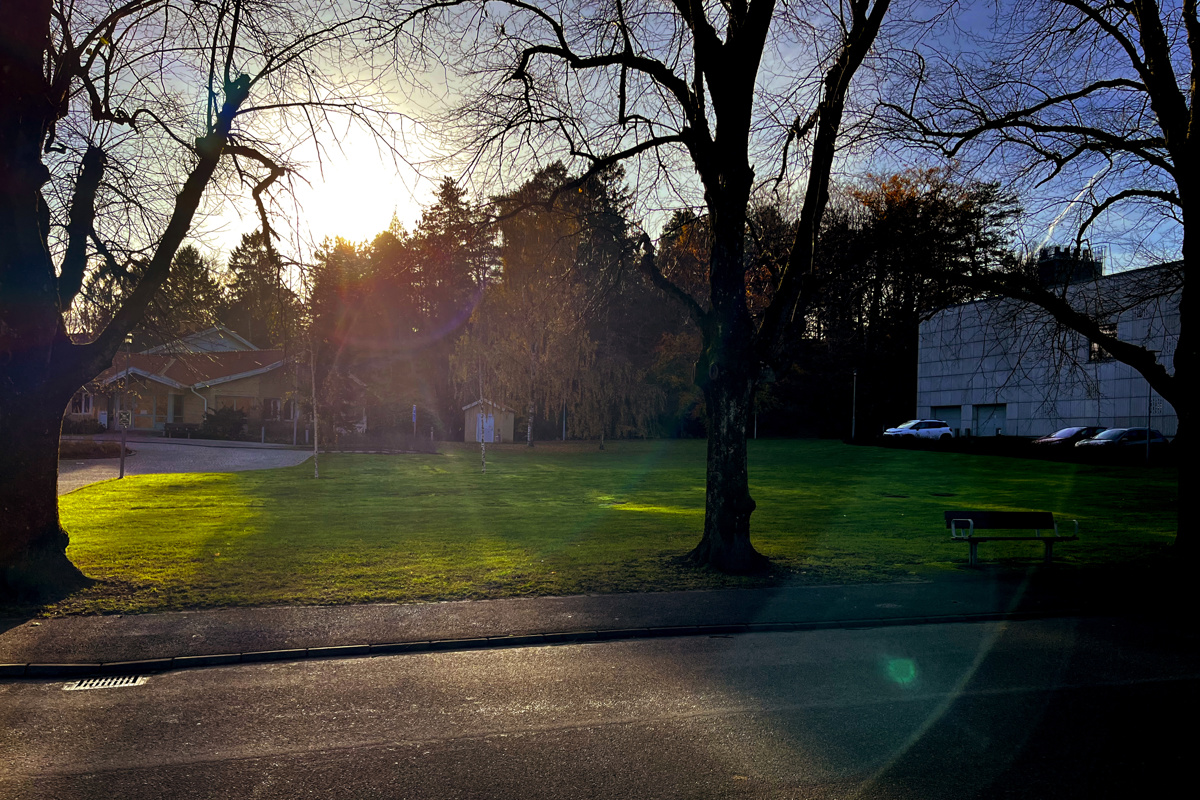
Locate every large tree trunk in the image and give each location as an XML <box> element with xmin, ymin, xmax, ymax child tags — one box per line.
<box><xmin>687</xmin><ymin>150</ymin><xmax>769</xmax><ymax>573</ymax></box>
<box><xmin>0</xmin><ymin>395</ymin><xmax>91</xmax><ymax>598</ymax></box>
<box><xmin>0</xmin><ymin>1</ymin><xmax>87</xmax><ymax>598</ymax></box>
<box><xmin>2</xmin><ymin>2</ymin><xmax>243</xmax><ymax>598</ymax></box>
<box><xmin>1170</xmin><ymin>195</ymin><xmax>1194</xmax><ymax>555</ymax></box>
<box><xmin>689</xmin><ymin>370</ymin><xmax>768</xmax><ymax>573</ymax></box>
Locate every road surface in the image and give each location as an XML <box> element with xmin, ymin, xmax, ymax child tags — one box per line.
<box><xmin>57</xmin><ymin>440</ymin><xmax>311</xmax><ymax>495</ymax></box>
<box><xmin>1</xmin><ymin>615</ymin><xmax>1193</xmax><ymax>798</ymax></box>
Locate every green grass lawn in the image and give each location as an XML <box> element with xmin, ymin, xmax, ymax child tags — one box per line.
<box><xmin>46</xmin><ymin>439</ymin><xmax>1176</xmax><ymax>615</ymax></box>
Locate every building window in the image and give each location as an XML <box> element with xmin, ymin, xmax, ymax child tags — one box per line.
<box><xmin>217</xmin><ymin>395</ymin><xmax>255</xmax><ymax>414</ymax></box>
<box><xmin>1089</xmin><ymin>323</ymin><xmax>1116</xmax><ymax>362</ymax></box>
<box><xmin>70</xmin><ymin>391</ymin><xmax>93</xmax><ymax>414</ymax></box>
<box><xmin>263</xmin><ymin>398</ymin><xmax>281</xmax><ymax>420</ymax></box>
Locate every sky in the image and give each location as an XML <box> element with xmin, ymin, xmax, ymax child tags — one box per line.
<box><xmin>186</xmin><ymin>0</ymin><xmax>1181</xmax><ymax>278</ymax></box>
<box><xmin>197</xmin><ymin>129</ymin><xmax>440</xmax><ymax>261</ymax></box>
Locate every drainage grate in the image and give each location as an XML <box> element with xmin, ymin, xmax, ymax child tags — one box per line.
<box><xmin>63</xmin><ymin>675</ymin><xmax>148</xmax><ymax>691</ymax></box>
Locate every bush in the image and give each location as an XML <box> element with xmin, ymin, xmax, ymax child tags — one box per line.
<box><xmin>199</xmin><ymin>407</ymin><xmax>247</xmax><ymax>440</ymax></box>
<box><xmin>62</xmin><ymin>417</ymin><xmax>107</xmax><ymax>435</ymax></box>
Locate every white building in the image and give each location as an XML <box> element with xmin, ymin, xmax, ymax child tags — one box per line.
<box><xmin>916</xmin><ymin>263</ymin><xmax>1179</xmax><ymax>438</ymax></box>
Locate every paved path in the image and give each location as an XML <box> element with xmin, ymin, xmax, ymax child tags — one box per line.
<box><xmin>57</xmin><ymin>439</ymin><xmax>312</xmax><ymax>495</ymax></box>
<box><xmin>0</xmin><ymin>567</ymin><xmax>1172</xmax><ymax>675</ymax></box>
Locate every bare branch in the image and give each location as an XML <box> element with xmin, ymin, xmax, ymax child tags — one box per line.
<box><xmin>758</xmin><ymin>0</ymin><xmax>891</xmax><ymax>358</ymax></box>
<box><xmin>636</xmin><ymin>233</ymin><xmax>706</xmax><ymax>324</ymax></box>
<box><xmin>57</xmin><ymin>144</ymin><xmax>106</xmax><ymax>309</ymax></box>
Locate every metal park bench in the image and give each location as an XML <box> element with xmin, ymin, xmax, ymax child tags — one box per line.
<box><xmin>945</xmin><ymin>510</ymin><xmax>1079</xmax><ymax>565</ymax></box>
<box><xmin>163</xmin><ymin>422</ymin><xmax>200</xmax><ymax>439</ymax></box>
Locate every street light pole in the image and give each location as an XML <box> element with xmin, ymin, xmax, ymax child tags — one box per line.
<box><xmin>851</xmin><ymin>368</ymin><xmax>858</xmax><ymax>442</ymax></box>
<box><xmin>311</xmin><ymin>346</ymin><xmax>319</xmax><ymax>479</ymax></box>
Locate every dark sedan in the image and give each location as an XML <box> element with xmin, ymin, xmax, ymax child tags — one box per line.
<box><xmin>1033</xmin><ymin>426</ymin><xmax>1106</xmax><ymax>446</ymax></box>
<box><xmin>1075</xmin><ymin>427</ymin><xmax>1169</xmax><ymax>449</ymax></box>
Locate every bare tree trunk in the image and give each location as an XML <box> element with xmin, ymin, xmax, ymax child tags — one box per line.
<box><xmin>526</xmin><ymin>352</ymin><xmax>535</xmax><ymax>447</ymax></box>
<box><xmin>688</xmin><ymin>371</ymin><xmax>766</xmax><ymax>573</ymax></box>
<box><xmin>685</xmin><ymin>151</ymin><xmax>769</xmax><ymax>572</ymax></box>
<box><xmin>1171</xmin><ymin>210</ymin><xmax>1195</xmax><ymax>554</ymax></box>
<box><xmin>479</xmin><ymin>356</ymin><xmax>486</xmax><ymax>473</ymax></box>
<box><xmin>526</xmin><ymin>400</ymin><xmax>534</xmax><ymax>447</ymax></box>
<box><xmin>0</xmin><ymin>394</ymin><xmax>91</xmax><ymax>597</ymax></box>
<box><xmin>0</xmin><ymin>3</ymin><xmax>86</xmax><ymax>597</ymax></box>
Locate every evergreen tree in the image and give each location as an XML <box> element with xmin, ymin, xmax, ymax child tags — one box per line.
<box><xmin>225</xmin><ymin>231</ymin><xmax>300</xmax><ymax>349</ymax></box>
<box><xmin>404</xmin><ymin>179</ymin><xmax>498</xmax><ymax>436</ymax></box>
<box><xmin>141</xmin><ymin>245</ymin><xmax>227</xmax><ymax>345</ymax></box>
<box><xmin>73</xmin><ymin>245</ymin><xmax>227</xmax><ymax>348</ymax></box>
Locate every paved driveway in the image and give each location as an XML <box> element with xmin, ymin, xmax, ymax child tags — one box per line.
<box><xmin>58</xmin><ymin>440</ymin><xmax>312</xmax><ymax>495</ymax></box>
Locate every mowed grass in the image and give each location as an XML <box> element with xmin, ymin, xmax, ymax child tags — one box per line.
<box><xmin>48</xmin><ymin>439</ymin><xmax>1176</xmax><ymax>614</ymax></box>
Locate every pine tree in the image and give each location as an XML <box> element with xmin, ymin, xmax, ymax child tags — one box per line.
<box><xmin>225</xmin><ymin>231</ymin><xmax>300</xmax><ymax>349</ymax></box>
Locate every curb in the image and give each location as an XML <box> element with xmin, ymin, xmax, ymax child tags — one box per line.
<box><xmin>0</xmin><ymin>607</ymin><xmax>1083</xmax><ymax>681</ymax></box>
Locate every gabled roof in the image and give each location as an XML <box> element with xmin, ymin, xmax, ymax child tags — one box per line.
<box><xmin>142</xmin><ymin>325</ymin><xmax>258</xmax><ymax>354</ymax></box>
<box><xmin>462</xmin><ymin>398</ymin><xmax>514</xmax><ymax>412</ymax></box>
<box><xmin>96</xmin><ymin>350</ymin><xmax>286</xmax><ymax>389</ymax></box>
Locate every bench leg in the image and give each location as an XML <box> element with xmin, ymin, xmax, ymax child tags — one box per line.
<box><xmin>969</xmin><ymin>540</ymin><xmax>978</xmax><ymax>566</ymax></box>
<box><xmin>1043</xmin><ymin>539</ymin><xmax>1054</xmax><ymax>563</ymax></box>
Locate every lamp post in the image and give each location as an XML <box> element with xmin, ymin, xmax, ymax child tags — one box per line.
<box><xmin>310</xmin><ymin>345</ymin><xmax>319</xmax><ymax>479</ymax></box>
<box><xmin>851</xmin><ymin>368</ymin><xmax>858</xmax><ymax>442</ymax></box>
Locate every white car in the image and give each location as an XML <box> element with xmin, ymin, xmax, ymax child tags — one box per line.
<box><xmin>883</xmin><ymin>419</ymin><xmax>954</xmax><ymax>440</ymax></box>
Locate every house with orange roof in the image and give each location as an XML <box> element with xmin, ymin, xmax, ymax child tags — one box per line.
<box><xmin>65</xmin><ymin>326</ymin><xmax>297</xmax><ymax>434</ymax></box>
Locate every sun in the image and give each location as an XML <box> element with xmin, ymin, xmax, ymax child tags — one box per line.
<box><xmin>199</xmin><ymin>130</ymin><xmax>436</xmax><ymax>259</ymax></box>
<box><xmin>294</xmin><ymin>143</ymin><xmax>431</xmax><ymax>246</ymax></box>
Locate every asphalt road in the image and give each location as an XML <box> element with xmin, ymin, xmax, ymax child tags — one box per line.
<box><xmin>1</xmin><ymin>615</ymin><xmax>1193</xmax><ymax>798</ymax></box>
<box><xmin>57</xmin><ymin>441</ymin><xmax>312</xmax><ymax>495</ymax></box>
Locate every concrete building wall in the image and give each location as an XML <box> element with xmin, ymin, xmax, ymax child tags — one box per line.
<box><xmin>917</xmin><ymin>265</ymin><xmax>1179</xmax><ymax>437</ymax></box>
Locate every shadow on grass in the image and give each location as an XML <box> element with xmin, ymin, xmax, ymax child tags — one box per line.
<box><xmin>51</xmin><ymin>440</ymin><xmax>1178</xmax><ymax>614</ymax></box>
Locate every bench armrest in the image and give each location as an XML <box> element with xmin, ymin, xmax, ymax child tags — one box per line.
<box><xmin>949</xmin><ymin>518</ymin><xmax>975</xmax><ymax>539</ymax></box>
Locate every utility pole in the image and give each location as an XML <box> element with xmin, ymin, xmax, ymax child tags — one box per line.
<box><xmin>311</xmin><ymin>347</ymin><xmax>319</xmax><ymax>479</ymax></box>
<box><xmin>851</xmin><ymin>368</ymin><xmax>858</xmax><ymax>442</ymax></box>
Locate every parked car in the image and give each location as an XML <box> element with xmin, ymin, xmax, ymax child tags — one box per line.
<box><xmin>1074</xmin><ymin>427</ymin><xmax>1169</xmax><ymax>450</ymax></box>
<box><xmin>883</xmin><ymin>419</ymin><xmax>954</xmax><ymax>440</ymax></box>
<box><xmin>1033</xmin><ymin>426</ymin><xmax>1106</xmax><ymax>446</ymax></box>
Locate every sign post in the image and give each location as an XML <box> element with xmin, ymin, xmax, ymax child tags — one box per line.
<box><xmin>119</xmin><ymin>334</ymin><xmax>132</xmax><ymax>478</ymax></box>
<box><xmin>118</xmin><ymin>409</ymin><xmax>131</xmax><ymax>478</ymax></box>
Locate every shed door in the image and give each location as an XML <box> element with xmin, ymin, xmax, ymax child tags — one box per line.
<box><xmin>476</xmin><ymin>412</ymin><xmax>496</xmax><ymax>442</ymax></box>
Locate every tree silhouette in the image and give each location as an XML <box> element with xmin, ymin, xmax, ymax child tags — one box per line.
<box><xmin>0</xmin><ymin>0</ymin><xmax>396</xmax><ymax>598</ymax></box>
<box><xmin>887</xmin><ymin>0</ymin><xmax>1192</xmax><ymax>550</ymax></box>
<box><xmin>401</xmin><ymin>0</ymin><xmax>891</xmax><ymax>571</ymax></box>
